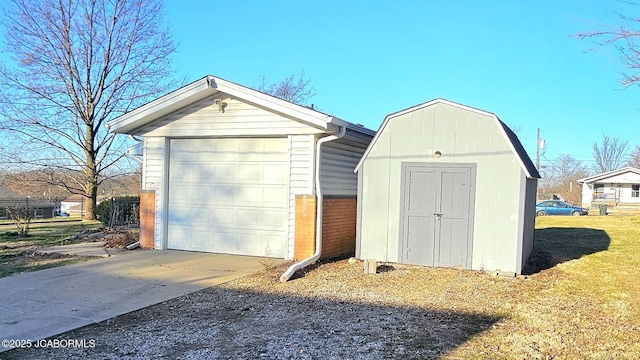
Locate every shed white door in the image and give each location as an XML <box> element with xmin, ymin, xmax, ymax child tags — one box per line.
<box><xmin>167</xmin><ymin>138</ymin><xmax>289</xmax><ymax>257</ymax></box>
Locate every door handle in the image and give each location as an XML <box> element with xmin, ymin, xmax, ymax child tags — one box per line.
<box><xmin>434</xmin><ymin>213</ymin><xmax>443</xmax><ymax>217</ymax></box>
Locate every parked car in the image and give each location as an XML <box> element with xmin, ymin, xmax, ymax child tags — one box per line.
<box><xmin>56</xmin><ymin>211</ymin><xmax>70</xmax><ymax>217</ymax></box>
<box><xmin>535</xmin><ymin>200</ymin><xmax>588</xmax><ymax>216</ymax></box>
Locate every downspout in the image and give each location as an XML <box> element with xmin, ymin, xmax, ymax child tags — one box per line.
<box><xmin>280</xmin><ymin>125</ymin><xmax>346</xmax><ymax>282</ymax></box>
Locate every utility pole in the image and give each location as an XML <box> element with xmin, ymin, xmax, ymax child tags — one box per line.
<box><xmin>536</xmin><ymin>128</ymin><xmax>540</xmax><ymax>171</ymax></box>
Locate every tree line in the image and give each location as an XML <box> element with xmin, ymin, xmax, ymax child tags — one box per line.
<box><xmin>538</xmin><ymin>134</ymin><xmax>639</xmax><ymax>204</ymax></box>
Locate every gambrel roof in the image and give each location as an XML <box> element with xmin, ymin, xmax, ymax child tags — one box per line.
<box><xmin>354</xmin><ymin>98</ymin><xmax>540</xmax><ymax>179</ymax></box>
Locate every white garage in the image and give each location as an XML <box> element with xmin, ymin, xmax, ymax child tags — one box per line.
<box><xmin>167</xmin><ymin>138</ymin><xmax>289</xmax><ymax>256</ymax></box>
<box><xmin>107</xmin><ymin>75</ymin><xmax>374</xmax><ymax>261</ymax></box>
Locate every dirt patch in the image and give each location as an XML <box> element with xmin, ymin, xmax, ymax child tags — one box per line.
<box><xmin>4</xmin><ymin>256</ymin><xmax>639</xmax><ymax>359</ymax></box>
<box><xmin>0</xmin><ymin>260</ymin><xmax>541</xmax><ymax>359</ymax></box>
<box><xmin>68</xmin><ymin>228</ymin><xmax>139</xmax><ymax>249</ymax></box>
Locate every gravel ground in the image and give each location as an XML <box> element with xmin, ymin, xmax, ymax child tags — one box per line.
<box><xmin>4</xmin><ymin>257</ymin><xmax>540</xmax><ymax>360</ymax></box>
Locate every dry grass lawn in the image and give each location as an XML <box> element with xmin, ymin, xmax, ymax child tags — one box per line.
<box><xmin>5</xmin><ymin>214</ymin><xmax>640</xmax><ymax>359</ymax></box>
<box><xmin>0</xmin><ymin>221</ymin><xmax>102</xmax><ymax>277</ymax></box>
<box><xmin>225</xmin><ymin>214</ymin><xmax>640</xmax><ymax>358</ymax></box>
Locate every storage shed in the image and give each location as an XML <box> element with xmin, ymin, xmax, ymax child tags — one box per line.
<box><xmin>107</xmin><ymin>75</ymin><xmax>374</xmax><ymax>261</ymax></box>
<box><xmin>354</xmin><ymin>99</ymin><xmax>539</xmax><ymax>274</ymax></box>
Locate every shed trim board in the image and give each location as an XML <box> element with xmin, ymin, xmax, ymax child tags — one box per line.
<box><xmin>398</xmin><ymin>162</ymin><xmax>476</xmax><ymax>268</ymax></box>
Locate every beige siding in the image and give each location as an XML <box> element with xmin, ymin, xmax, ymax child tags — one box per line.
<box><xmin>287</xmin><ymin>135</ymin><xmax>315</xmax><ymax>259</ymax></box>
<box><xmin>137</xmin><ymin>95</ymin><xmax>324</xmax><ymax>137</ymax></box>
<box><xmin>358</xmin><ymin>102</ymin><xmax>529</xmax><ymax>273</ymax></box>
<box><xmin>320</xmin><ymin>131</ymin><xmax>372</xmax><ymax>196</ymax></box>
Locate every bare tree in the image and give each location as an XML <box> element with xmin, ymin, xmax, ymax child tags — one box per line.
<box><xmin>4</xmin><ymin>170</ymin><xmax>72</xmax><ymax>201</ymax></box>
<box><xmin>543</xmin><ymin>155</ymin><xmax>590</xmax><ymax>205</ymax></box>
<box><xmin>5</xmin><ymin>203</ymin><xmax>32</xmax><ymax>236</ymax></box>
<box><xmin>0</xmin><ymin>0</ymin><xmax>176</xmax><ymax>220</ymax></box>
<box><xmin>575</xmin><ymin>4</ymin><xmax>640</xmax><ymax>87</ymax></box>
<box><xmin>256</xmin><ymin>72</ymin><xmax>316</xmax><ymax>105</ymax></box>
<box><xmin>592</xmin><ymin>135</ymin><xmax>629</xmax><ymax>173</ymax></box>
<box><xmin>627</xmin><ymin>144</ymin><xmax>640</xmax><ymax>168</ymax></box>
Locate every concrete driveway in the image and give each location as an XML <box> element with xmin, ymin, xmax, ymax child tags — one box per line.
<box><xmin>0</xmin><ymin>248</ymin><xmax>284</xmax><ymax>350</ymax></box>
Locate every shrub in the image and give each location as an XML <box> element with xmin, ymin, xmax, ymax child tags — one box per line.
<box><xmin>96</xmin><ymin>196</ymin><xmax>140</xmax><ymax>228</ymax></box>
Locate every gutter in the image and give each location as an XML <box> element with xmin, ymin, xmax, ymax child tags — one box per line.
<box><xmin>279</xmin><ymin>125</ymin><xmax>347</xmax><ymax>282</ymax></box>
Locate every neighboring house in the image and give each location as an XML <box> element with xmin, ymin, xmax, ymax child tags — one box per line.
<box><xmin>60</xmin><ymin>194</ymin><xmax>84</xmax><ymax>216</ymax></box>
<box><xmin>577</xmin><ymin>166</ymin><xmax>640</xmax><ymax>208</ymax></box>
<box><xmin>107</xmin><ymin>75</ymin><xmax>374</xmax><ymax>261</ymax></box>
<box><xmin>0</xmin><ymin>186</ymin><xmax>57</xmax><ymax>219</ymax></box>
<box><xmin>354</xmin><ymin>99</ymin><xmax>540</xmax><ymax>275</ymax></box>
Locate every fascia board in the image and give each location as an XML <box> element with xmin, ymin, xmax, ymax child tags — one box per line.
<box><xmin>209</xmin><ymin>76</ymin><xmax>329</xmax><ymax>131</ymax></box>
<box><xmin>107</xmin><ymin>77</ymin><xmax>214</xmax><ymax>133</ymax></box>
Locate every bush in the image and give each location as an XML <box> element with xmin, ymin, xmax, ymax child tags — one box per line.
<box><xmin>96</xmin><ymin>196</ymin><xmax>140</xmax><ymax>227</ymax></box>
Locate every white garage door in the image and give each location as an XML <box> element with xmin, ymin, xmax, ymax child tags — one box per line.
<box><xmin>167</xmin><ymin>138</ymin><xmax>289</xmax><ymax>257</ymax></box>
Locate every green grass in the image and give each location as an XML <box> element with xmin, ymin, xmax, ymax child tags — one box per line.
<box><xmin>453</xmin><ymin>214</ymin><xmax>640</xmax><ymax>358</ymax></box>
<box><xmin>0</xmin><ymin>221</ymin><xmax>102</xmax><ymax>277</ymax></box>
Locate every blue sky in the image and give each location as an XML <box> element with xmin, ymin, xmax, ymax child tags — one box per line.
<box><xmin>163</xmin><ymin>0</ymin><xmax>640</xmax><ymax>171</ymax></box>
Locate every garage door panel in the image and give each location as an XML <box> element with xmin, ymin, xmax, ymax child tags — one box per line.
<box><xmin>191</xmin><ymin>186</ymin><xmax>214</xmax><ymax>205</ymax></box>
<box><xmin>212</xmin><ymin>208</ymin><xmax>237</xmax><ymax>226</ymax></box>
<box><xmin>238</xmin><ymin>186</ymin><xmax>262</xmax><ymax>205</ymax></box>
<box><xmin>263</xmin><ymin>235</ymin><xmax>285</xmax><ymax>256</ymax></box>
<box><xmin>214</xmin><ymin>164</ymin><xmax>237</xmax><ymax>180</ymax></box>
<box><xmin>213</xmin><ymin>231</ymin><xmax>239</xmax><ymax>252</ymax></box>
<box><xmin>167</xmin><ymin>204</ymin><xmax>191</xmax><ymax>224</ymax></box>
<box><xmin>214</xmin><ymin>139</ymin><xmax>240</xmax><ymax>154</ymax></box>
<box><xmin>237</xmin><ymin>209</ymin><xmax>260</xmax><ymax>227</ymax></box>
<box><xmin>263</xmin><ymin>186</ymin><xmax>287</xmax><ymax>206</ymax></box>
<box><xmin>191</xmin><ymin>229</ymin><xmax>213</xmax><ymax>250</ymax></box>
<box><xmin>169</xmin><ymin>185</ymin><xmax>193</xmax><ymax>204</ymax></box>
<box><xmin>213</xmin><ymin>186</ymin><xmax>236</xmax><ymax>204</ymax></box>
<box><xmin>262</xmin><ymin>210</ymin><xmax>287</xmax><ymax>231</ymax></box>
<box><xmin>168</xmin><ymin>138</ymin><xmax>288</xmax><ymax>257</ymax></box>
<box><xmin>239</xmin><ymin>164</ymin><xmax>260</xmax><ymax>180</ymax></box>
<box><xmin>263</xmin><ymin>164</ymin><xmax>288</xmax><ymax>182</ymax></box>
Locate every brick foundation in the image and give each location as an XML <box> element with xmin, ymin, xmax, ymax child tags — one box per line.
<box><xmin>321</xmin><ymin>197</ymin><xmax>357</xmax><ymax>258</ymax></box>
<box><xmin>139</xmin><ymin>190</ymin><xmax>155</xmax><ymax>249</ymax></box>
<box><xmin>294</xmin><ymin>195</ymin><xmax>357</xmax><ymax>260</ymax></box>
<box><xmin>294</xmin><ymin>195</ymin><xmax>317</xmax><ymax>260</ymax></box>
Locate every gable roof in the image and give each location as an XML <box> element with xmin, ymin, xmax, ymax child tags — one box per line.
<box><xmin>106</xmin><ymin>75</ymin><xmax>374</xmax><ymax>136</ymax></box>
<box><xmin>577</xmin><ymin>166</ymin><xmax>640</xmax><ymax>184</ymax></box>
<box><xmin>0</xmin><ymin>185</ymin><xmax>23</xmax><ymax>200</ymax></box>
<box><xmin>354</xmin><ymin>98</ymin><xmax>540</xmax><ymax>179</ymax></box>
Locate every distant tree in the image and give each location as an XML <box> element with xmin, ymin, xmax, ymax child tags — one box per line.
<box><xmin>576</xmin><ymin>6</ymin><xmax>640</xmax><ymax>88</ymax></box>
<box><xmin>256</xmin><ymin>72</ymin><xmax>316</xmax><ymax>106</ymax></box>
<box><xmin>627</xmin><ymin>144</ymin><xmax>640</xmax><ymax>168</ymax></box>
<box><xmin>0</xmin><ymin>0</ymin><xmax>176</xmax><ymax>220</ymax></box>
<box><xmin>592</xmin><ymin>135</ymin><xmax>629</xmax><ymax>173</ymax></box>
<box><xmin>4</xmin><ymin>170</ymin><xmax>72</xmax><ymax>201</ymax></box>
<box><xmin>542</xmin><ymin>155</ymin><xmax>590</xmax><ymax>205</ymax></box>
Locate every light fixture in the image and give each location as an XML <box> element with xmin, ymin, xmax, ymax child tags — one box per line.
<box><xmin>213</xmin><ymin>98</ymin><xmax>227</xmax><ymax>112</ymax></box>
<box><xmin>434</xmin><ymin>151</ymin><xmax>442</xmax><ymax>158</ymax></box>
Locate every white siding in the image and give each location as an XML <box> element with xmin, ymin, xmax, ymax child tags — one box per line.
<box><xmin>143</xmin><ymin>137</ymin><xmax>167</xmax><ymax>249</ymax></box>
<box><xmin>137</xmin><ymin>95</ymin><xmax>324</xmax><ymax>137</ymax></box>
<box><xmin>320</xmin><ymin>130</ymin><xmax>372</xmax><ymax>196</ymax></box>
<box><xmin>287</xmin><ymin>134</ymin><xmax>315</xmax><ymax>259</ymax></box>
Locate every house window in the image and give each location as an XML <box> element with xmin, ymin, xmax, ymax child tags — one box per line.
<box><xmin>633</xmin><ymin>185</ymin><xmax>640</xmax><ymax>198</ymax></box>
<box><xmin>594</xmin><ymin>184</ymin><xmax>605</xmax><ymax>193</ymax></box>
<box><xmin>0</xmin><ymin>208</ymin><xmax>7</xmax><ymax>220</ymax></box>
